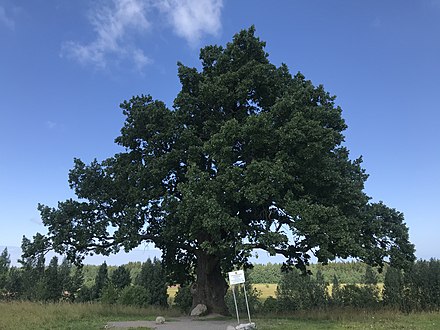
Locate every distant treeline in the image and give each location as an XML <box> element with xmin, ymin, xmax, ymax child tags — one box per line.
<box><xmin>1</xmin><ymin>247</ymin><xmax>439</xmax><ymax>313</ymax></box>
<box><xmin>0</xmin><ymin>248</ymin><xmax>167</xmax><ymax>307</ymax></box>
<box><xmin>247</xmin><ymin>261</ymin><xmax>387</xmax><ymax>284</ymax></box>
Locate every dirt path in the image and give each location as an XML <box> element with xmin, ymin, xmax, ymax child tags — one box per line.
<box><xmin>107</xmin><ymin>316</ymin><xmax>240</xmax><ymax>329</ymax></box>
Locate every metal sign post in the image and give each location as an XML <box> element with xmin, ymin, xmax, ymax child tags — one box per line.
<box><xmin>231</xmin><ymin>283</ymin><xmax>240</xmax><ymax>324</ymax></box>
<box><xmin>228</xmin><ymin>270</ymin><xmax>255</xmax><ymax>329</ymax></box>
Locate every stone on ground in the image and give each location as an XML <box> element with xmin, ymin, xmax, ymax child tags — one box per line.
<box><xmin>190</xmin><ymin>304</ymin><xmax>208</xmax><ymax>316</ymax></box>
<box><xmin>155</xmin><ymin>316</ymin><xmax>166</xmax><ymax>324</ymax></box>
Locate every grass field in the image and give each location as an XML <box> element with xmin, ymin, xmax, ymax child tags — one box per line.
<box><xmin>0</xmin><ymin>301</ymin><xmax>179</xmax><ymax>330</ymax></box>
<box><xmin>255</xmin><ymin>309</ymin><xmax>440</xmax><ymax>329</ymax></box>
<box><xmin>1</xmin><ymin>301</ymin><xmax>440</xmax><ymax>329</ymax></box>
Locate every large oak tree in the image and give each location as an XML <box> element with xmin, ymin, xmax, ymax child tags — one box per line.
<box><xmin>23</xmin><ymin>27</ymin><xmax>415</xmax><ymax>314</ymax></box>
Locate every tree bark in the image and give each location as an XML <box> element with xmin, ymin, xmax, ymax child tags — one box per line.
<box><xmin>190</xmin><ymin>251</ymin><xmax>229</xmax><ymax>315</ymax></box>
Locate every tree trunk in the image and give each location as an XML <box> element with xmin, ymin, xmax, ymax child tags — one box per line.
<box><xmin>191</xmin><ymin>251</ymin><xmax>229</xmax><ymax>315</ymax></box>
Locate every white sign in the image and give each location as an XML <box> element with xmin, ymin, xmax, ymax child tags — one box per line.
<box><xmin>228</xmin><ymin>270</ymin><xmax>246</xmax><ymax>285</ymax></box>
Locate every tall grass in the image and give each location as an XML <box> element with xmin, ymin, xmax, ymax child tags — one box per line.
<box><xmin>1</xmin><ymin>301</ymin><xmax>439</xmax><ymax>329</ymax></box>
<box><xmin>255</xmin><ymin>309</ymin><xmax>440</xmax><ymax>329</ymax></box>
<box><xmin>0</xmin><ymin>301</ymin><xmax>180</xmax><ymax>330</ymax></box>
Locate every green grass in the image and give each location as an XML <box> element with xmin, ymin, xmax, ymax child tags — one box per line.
<box><xmin>0</xmin><ymin>301</ymin><xmax>179</xmax><ymax>330</ymax></box>
<box><xmin>1</xmin><ymin>301</ymin><xmax>439</xmax><ymax>329</ymax></box>
<box><xmin>255</xmin><ymin>309</ymin><xmax>440</xmax><ymax>329</ymax></box>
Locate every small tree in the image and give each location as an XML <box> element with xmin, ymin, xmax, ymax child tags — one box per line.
<box><xmin>225</xmin><ymin>270</ymin><xmax>261</xmax><ymax>315</ymax></box>
<box><xmin>111</xmin><ymin>265</ymin><xmax>131</xmax><ymax>290</ymax></box>
<box><xmin>364</xmin><ymin>265</ymin><xmax>378</xmax><ymax>285</ymax></box>
<box><xmin>276</xmin><ymin>269</ymin><xmax>327</xmax><ymax>311</ymax></box>
<box><xmin>4</xmin><ymin>267</ymin><xmax>22</xmax><ymax>300</ymax></box>
<box><xmin>330</xmin><ymin>274</ymin><xmax>342</xmax><ymax>306</ymax></box>
<box><xmin>92</xmin><ymin>262</ymin><xmax>109</xmax><ymax>300</ymax></box>
<box><xmin>383</xmin><ymin>266</ymin><xmax>403</xmax><ymax>308</ymax></box>
<box><xmin>58</xmin><ymin>258</ymin><xmax>84</xmax><ymax>301</ymax></box>
<box><xmin>118</xmin><ymin>285</ymin><xmax>150</xmax><ymax>307</ymax></box>
<box><xmin>136</xmin><ymin>258</ymin><xmax>168</xmax><ymax>306</ymax></box>
<box><xmin>0</xmin><ymin>248</ymin><xmax>11</xmax><ymax>289</ymax></box>
<box><xmin>42</xmin><ymin>256</ymin><xmax>62</xmax><ymax>302</ymax></box>
<box><xmin>18</xmin><ymin>244</ymin><xmax>45</xmax><ymax>301</ymax></box>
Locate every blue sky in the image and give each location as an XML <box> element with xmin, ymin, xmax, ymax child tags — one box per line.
<box><xmin>1</xmin><ymin>0</ymin><xmax>439</xmax><ymax>265</ymax></box>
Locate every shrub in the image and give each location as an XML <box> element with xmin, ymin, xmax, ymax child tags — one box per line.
<box><xmin>101</xmin><ymin>283</ymin><xmax>119</xmax><ymax>304</ymax></box>
<box><xmin>262</xmin><ymin>296</ymin><xmax>278</xmax><ymax>313</ymax></box>
<box><xmin>118</xmin><ymin>285</ymin><xmax>150</xmax><ymax>307</ymax></box>
<box><xmin>76</xmin><ymin>285</ymin><xmax>93</xmax><ymax>303</ymax></box>
<box><xmin>383</xmin><ymin>267</ymin><xmax>403</xmax><ymax>308</ymax></box>
<box><xmin>174</xmin><ymin>285</ymin><xmax>192</xmax><ymax>313</ymax></box>
<box><xmin>338</xmin><ymin>284</ymin><xmax>379</xmax><ymax>308</ymax></box>
<box><xmin>136</xmin><ymin>258</ymin><xmax>168</xmax><ymax>307</ymax></box>
<box><xmin>225</xmin><ymin>281</ymin><xmax>261</xmax><ymax>316</ymax></box>
<box><xmin>276</xmin><ymin>269</ymin><xmax>328</xmax><ymax>312</ymax></box>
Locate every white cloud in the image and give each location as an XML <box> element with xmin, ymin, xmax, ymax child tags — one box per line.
<box><xmin>61</xmin><ymin>0</ymin><xmax>151</xmax><ymax>69</ymax></box>
<box><xmin>0</xmin><ymin>5</ymin><xmax>15</xmax><ymax>30</ymax></box>
<box><xmin>62</xmin><ymin>0</ymin><xmax>224</xmax><ymax>69</ymax></box>
<box><xmin>132</xmin><ymin>48</ymin><xmax>152</xmax><ymax>70</ymax></box>
<box><xmin>156</xmin><ymin>0</ymin><xmax>223</xmax><ymax>45</ymax></box>
<box><xmin>45</xmin><ymin>121</ymin><xmax>57</xmax><ymax>129</ymax></box>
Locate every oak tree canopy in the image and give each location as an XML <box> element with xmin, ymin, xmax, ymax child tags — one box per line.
<box><xmin>23</xmin><ymin>27</ymin><xmax>415</xmax><ymax>314</ymax></box>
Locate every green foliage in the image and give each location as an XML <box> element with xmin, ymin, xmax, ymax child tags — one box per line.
<box><xmin>174</xmin><ymin>285</ymin><xmax>192</xmax><ymax>313</ymax></box>
<box><xmin>76</xmin><ymin>285</ymin><xmax>93</xmax><ymax>303</ymax></box>
<box><xmin>100</xmin><ymin>283</ymin><xmax>119</xmax><ymax>305</ymax></box>
<box><xmin>92</xmin><ymin>262</ymin><xmax>109</xmax><ymax>300</ymax></box>
<box><xmin>337</xmin><ymin>284</ymin><xmax>379</xmax><ymax>308</ymax></box>
<box><xmin>3</xmin><ymin>267</ymin><xmax>22</xmax><ymax>300</ymax></box>
<box><xmin>400</xmin><ymin>259</ymin><xmax>440</xmax><ymax>312</ymax></box>
<box><xmin>135</xmin><ymin>258</ymin><xmax>168</xmax><ymax>307</ymax></box>
<box><xmin>41</xmin><ymin>256</ymin><xmax>62</xmax><ymax>302</ymax></box>
<box><xmin>111</xmin><ymin>265</ymin><xmax>131</xmax><ymax>290</ymax></box>
<box><xmin>118</xmin><ymin>285</ymin><xmax>150</xmax><ymax>307</ymax></box>
<box><xmin>23</xmin><ymin>27</ymin><xmax>415</xmax><ymax>312</ymax></box>
<box><xmin>248</xmin><ymin>263</ymin><xmax>281</xmax><ymax>283</ymax></box>
<box><xmin>331</xmin><ymin>274</ymin><xmax>342</xmax><ymax>307</ymax></box>
<box><xmin>383</xmin><ymin>266</ymin><xmax>403</xmax><ymax>308</ymax></box>
<box><xmin>276</xmin><ymin>269</ymin><xmax>328</xmax><ymax>311</ymax></box>
<box><xmin>0</xmin><ymin>248</ymin><xmax>10</xmax><ymax>289</ymax></box>
<box><xmin>364</xmin><ymin>265</ymin><xmax>378</xmax><ymax>285</ymax></box>
<box><xmin>225</xmin><ymin>272</ymin><xmax>261</xmax><ymax>315</ymax></box>
<box><xmin>18</xmin><ymin>247</ymin><xmax>45</xmax><ymax>301</ymax></box>
<box><xmin>262</xmin><ymin>296</ymin><xmax>278</xmax><ymax>313</ymax></box>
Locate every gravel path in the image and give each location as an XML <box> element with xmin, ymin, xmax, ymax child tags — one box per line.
<box><xmin>107</xmin><ymin>316</ymin><xmax>240</xmax><ymax>329</ymax></box>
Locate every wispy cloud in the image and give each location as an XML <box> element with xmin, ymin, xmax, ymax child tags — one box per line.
<box><xmin>0</xmin><ymin>5</ymin><xmax>15</xmax><ymax>30</ymax></box>
<box><xmin>61</xmin><ymin>0</ymin><xmax>224</xmax><ymax>70</ymax></box>
<box><xmin>156</xmin><ymin>0</ymin><xmax>223</xmax><ymax>45</ymax></box>
<box><xmin>371</xmin><ymin>17</ymin><xmax>381</xmax><ymax>29</ymax></box>
<box><xmin>45</xmin><ymin>121</ymin><xmax>57</xmax><ymax>129</ymax></box>
<box><xmin>132</xmin><ymin>48</ymin><xmax>152</xmax><ymax>70</ymax></box>
<box><xmin>61</xmin><ymin>0</ymin><xmax>151</xmax><ymax>69</ymax></box>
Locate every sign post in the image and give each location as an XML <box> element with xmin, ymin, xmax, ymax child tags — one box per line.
<box><xmin>228</xmin><ymin>270</ymin><xmax>256</xmax><ymax>329</ymax></box>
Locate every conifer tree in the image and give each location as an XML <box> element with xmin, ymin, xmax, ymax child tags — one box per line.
<box><xmin>92</xmin><ymin>262</ymin><xmax>109</xmax><ymax>300</ymax></box>
<box><xmin>383</xmin><ymin>266</ymin><xmax>403</xmax><ymax>308</ymax></box>
<box><xmin>0</xmin><ymin>248</ymin><xmax>10</xmax><ymax>289</ymax></box>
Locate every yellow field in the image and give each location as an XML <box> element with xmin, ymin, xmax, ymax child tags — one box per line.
<box><xmin>167</xmin><ymin>283</ymin><xmax>384</xmax><ymax>302</ymax></box>
<box><xmin>253</xmin><ymin>283</ymin><xmax>277</xmax><ymax>299</ymax></box>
